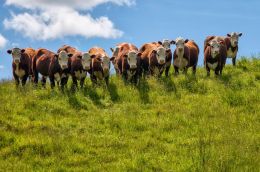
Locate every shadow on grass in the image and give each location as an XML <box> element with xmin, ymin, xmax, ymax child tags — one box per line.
<box><xmin>159</xmin><ymin>76</ymin><xmax>178</xmax><ymax>93</ymax></box>
<box><xmin>107</xmin><ymin>82</ymin><xmax>120</xmax><ymax>102</ymax></box>
<box><xmin>66</xmin><ymin>91</ymin><xmax>88</xmax><ymax>110</ymax></box>
<box><xmin>136</xmin><ymin>78</ymin><xmax>150</xmax><ymax>104</ymax></box>
<box><xmin>82</xmin><ymin>84</ymin><xmax>104</xmax><ymax>107</ymax></box>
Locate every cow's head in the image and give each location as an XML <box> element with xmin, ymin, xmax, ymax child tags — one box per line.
<box><xmin>92</xmin><ymin>54</ymin><xmax>111</xmax><ymax>74</ymax></box>
<box><xmin>172</xmin><ymin>37</ymin><xmax>189</xmax><ymax>53</ymax></box>
<box><xmin>207</xmin><ymin>40</ymin><xmax>224</xmax><ymax>58</ymax></box>
<box><xmin>57</xmin><ymin>50</ymin><xmax>73</xmax><ymax>70</ymax></box>
<box><xmin>124</xmin><ymin>51</ymin><xmax>141</xmax><ymax>69</ymax></box>
<box><xmin>158</xmin><ymin>39</ymin><xmax>175</xmax><ymax>51</ymax></box>
<box><xmin>227</xmin><ymin>32</ymin><xmax>242</xmax><ymax>47</ymax></box>
<box><xmin>7</xmin><ymin>48</ymin><xmax>25</xmax><ymax>64</ymax></box>
<box><xmin>81</xmin><ymin>52</ymin><xmax>92</xmax><ymax>70</ymax></box>
<box><xmin>152</xmin><ymin>46</ymin><xmax>166</xmax><ymax>65</ymax></box>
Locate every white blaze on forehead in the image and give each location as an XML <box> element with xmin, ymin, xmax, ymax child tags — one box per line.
<box><xmin>175</xmin><ymin>37</ymin><xmax>186</xmax><ymax>49</ymax></box>
<box><xmin>58</xmin><ymin>50</ymin><xmax>69</xmax><ymax>69</ymax></box>
<box><xmin>209</xmin><ymin>40</ymin><xmax>221</xmax><ymax>58</ymax></box>
<box><xmin>156</xmin><ymin>47</ymin><xmax>166</xmax><ymax>64</ymax></box>
<box><xmin>82</xmin><ymin>52</ymin><xmax>91</xmax><ymax>69</ymax></box>
<box><xmin>162</xmin><ymin>39</ymin><xmax>171</xmax><ymax>50</ymax></box>
<box><xmin>229</xmin><ymin>32</ymin><xmax>241</xmax><ymax>47</ymax></box>
<box><xmin>11</xmin><ymin>48</ymin><xmax>22</xmax><ymax>62</ymax></box>
<box><xmin>127</xmin><ymin>51</ymin><xmax>137</xmax><ymax>67</ymax></box>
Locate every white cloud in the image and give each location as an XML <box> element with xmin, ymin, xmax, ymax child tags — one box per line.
<box><xmin>0</xmin><ymin>34</ymin><xmax>8</xmax><ymax>49</ymax></box>
<box><xmin>4</xmin><ymin>0</ymin><xmax>135</xmax><ymax>40</ymax></box>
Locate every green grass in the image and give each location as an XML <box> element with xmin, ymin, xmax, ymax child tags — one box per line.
<box><xmin>0</xmin><ymin>58</ymin><xmax>260</xmax><ymax>171</ymax></box>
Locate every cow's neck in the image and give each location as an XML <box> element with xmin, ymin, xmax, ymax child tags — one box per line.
<box><xmin>230</xmin><ymin>45</ymin><xmax>238</xmax><ymax>52</ymax></box>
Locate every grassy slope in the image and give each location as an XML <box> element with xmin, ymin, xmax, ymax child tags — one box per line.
<box><xmin>0</xmin><ymin>58</ymin><xmax>259</xmax><ymax>171</ymax></box>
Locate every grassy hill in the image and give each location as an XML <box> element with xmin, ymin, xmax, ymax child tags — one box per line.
<box><xmin>0</xmin><ymin>58</ymin><xmax>259</xmax><ymax>171</ymax></box>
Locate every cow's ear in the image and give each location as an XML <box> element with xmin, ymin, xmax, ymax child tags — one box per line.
<box><xmin>90</xmin><ymin>55</ymin><xmax>96</xmax><ymax>59</ymax></box>
<box><xmin>68</xmin><ymin>54</ymin><xmax>73</xmax><ymax>58</ymax></box>
<box><xmin>152</xmin><ymin>50</ymin><xmax>157</xmax><ymax>54</ymax></box>
<box><xmin>137</xmin><ymin>52</ymin><xmax>142</xmax><ymax>57</ymax></box>
<box><xmin>54</xmin><ymin>54</ymin><xmax>58</xmax><ymax>59</ymax></box>
<box><xmin>207</xmin><ymin>43</ymin><xmax>211</xmax><ymax>46</ymax></box>
<box><xmin>158</xmin><ymin>41</ymin><xmax>162</xmax><ymax>45</ymax></box>
<box><xmin>7</xmin><ymin>50</ymin><xmax>12</xmax><ymax>54</ymax></box>
<box><xmin>239</xmin><ymin>33</ymin><xmax>242</xmax><ymax>37</ymax></box>
<box><xmin>110</xmin><ymin>57</ymin><xmax>115</xmax><ymax>61</ymax></box>
<box><xmin>77</xmin><ymin>55</ymin><xmax>82</xmax><ymax>59</ymax></box>
<box><xmin>170</xmin><ymin>40</ymin><xmax>175</xmax><ymax>44</ymax></box>
<box><xmin>123</xmin><ymin>54</ymin><xmax>128</xmax><ymax>59</ymax></box>
<box><xmin>227</xmin><ymin>33</ymin><xmax>231</xmax><ymax>37</ymax></box>
<box><xmin>185</xmin><ymin>39</ymin><xmax>189</xmax><ymax>43</ymax></box>
<box><xmin>21</xmin><ymin>49</ymin><xmax>25</xmax><ymax>53</ymax></box>
<box><xmin>110</xmin><ymin>48</ymin><xmax>114</xmax><ymax>52</ymax></box>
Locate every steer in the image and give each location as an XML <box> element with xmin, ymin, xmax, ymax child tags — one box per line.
<box><xmin>157</xmin><ymin>39</ymin><xmax>174</xmax><ymax>76</ymax></box>
<box><xmin>7</xmin><ymin>48</ymin><xmax>33</xmax><ymax>86</ymax></box>
<box><xmin>70</xmin><ymin>51</ymin><xmax>91</xmax><ymax>88</ymax></box>
<box><xmin>172</xmin><ymin>37</ymin><xmax>199</xmax><ymax>75</ymax></box>
<box><xmin>89</xmin><ymin>47</ymin><xmax>111</xmax><ymax>85</ymax></box>
<box><xmin>110</xmin><ymin>43</ymin><xmax>141</xmax><ymax>84</ymax></box>
<box><xmin>204</xmin><ymin>37</ymin><xmax>227</xmax><ymax>76</ymax></box>
<box><xmin>225</xmin><ymin>32</ymin><xmax>242</xmax><ymax>66</ymax></box>
<box><xmin>33</xmin><ymin>48</ymin><xmax>72</xmax><ymax>89</ymax></box>
<box><xmin>139</xmin><ymin>43</ymin><xmax>167</xmax><ymax>77</ymax></box>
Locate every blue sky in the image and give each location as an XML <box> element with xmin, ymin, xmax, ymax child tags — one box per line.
<box><xmin>0</xmin><ymin>0</ymin><xmax>260</xmax><ymax>79</ymax></box>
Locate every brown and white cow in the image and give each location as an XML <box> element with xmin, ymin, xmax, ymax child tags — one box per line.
<box><xmin>89</xmin><ymin>47</ymin><xmax>111</xmax><ymax>85</ymax></box>
<box><xmin>139</xmin><ymin>42</ymin><xmax>167</xmax><ymax>77</ymax></box>
<box><xmin>157</xmin><ymin>39</ymin><xmax>174</xmax><ymax>76</ymax></box>
<box><xmin>172</xmin><ymin>37</ymin><xmax>199</xmax><ymax>75</ymax></box>
<box><xmin>204</xmin><ymin>32</ymin><xmax>242</xmax><ymax>66</ymax></box>
<box><xmin>204</xmin><ymin>37</ymin><xmax>227</xmax><ymax>76</ymax></box>
<box><xmin>110</xmin><ymin>42</ymin><xmax>127</xmax><ymax>75</ymax></box>
<box><xmin>32</xmin><ymin>48</ymin><xmax>72</xmax><ymax>89</ymax></box>
<box><xmin>110</xmin><ymin>43</ymin><xmax>141</xmax><ymax>84</ymax></box>
<box><xmin>70</xmin><ymin>51</ymin><xmax>91</xmax><ymax>88</ymax></box>
<box><xmin>224</xmin><ymin>32</ymin><xmax>242</xmax><ymax>66</ymax></box>
<box><xmin>7</xmin><ymin>48</ymin><xmax>35</xmax><ymax>86</ymax></box>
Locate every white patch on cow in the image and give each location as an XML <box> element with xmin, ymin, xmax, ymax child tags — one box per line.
<box><xmin>227</xmin><ymin>48</ymin><xmax>238</xmax><ymax>59</ymax></box>
<box><xmin>127</xmin><ymin>51</ymin><xmax>138</xmax><ymax>69</ymax></box>
<box><xmin>11</xmin><ymin>48</ymin><xmax>22</xmax><ymax>63</ymax></box>
<box><xmin>228</xmin><ymin>32</ymin><xmax>241</xmax><ymax>47</ymax></box>
<box><xmin>82</xmin><ymin>52</ymin><xmax>91</xmax><ymax>70</ymax></box>
<box><xmin>102</xmin><ymin>55</ymin><xmax>110</xmax><ymax>75</ymax></box>
<box><xmin>127</xmin><ymin>70</ymin><xmax>136</xmax><ymax>80</ymax></box>
<box><xmin>174</xmin><ymin>57</ymin><xmax>188</xmax><ymax>70</ymax></box>
<box><xmin>156</xmin><ymin>47</ymin><xmax>166</xmax><ymax>64</ymax></box>
<box><xmin>58</xmin><ymin>50</ymin><xmax>69</xmax><ymax>69</ymax></box>
<box><xmin>94</xmin><ymin>71</ymin><xmax>103</xmax><ymax>80</ymax></box>
<box><xmin>15</xmin><ymin>64</ymin><xmax>25</xmax><ymax>78</ymax></box>
<box><xmin>209</xmin><ymin>40</ymin><xmax>221</xmax><ymax>58</ymax></box>
<box><xmin>75</xmin><ymin>70</ymin><xmax>85</xmax><ymax>79</ymax></box>
<box><xmin>161</xmin><ymin>39</ymin><xmax>171</xmax><ymax>51</ymax></box>
<box><xmin>54</xmin><ymin>73</ymin><xmax>61</xmax><ymax>82</ymax></box>
<box><xmin>207</xmin><ymin>62</ymin><xmax>218</xmax><ymax>70</ymax></box>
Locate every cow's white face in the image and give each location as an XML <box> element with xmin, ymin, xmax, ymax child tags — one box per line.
<box><xmin>102</xmin><ymin>55</ymin><xmax>110</xmax><ymax>74</ymax></box>
<box><xmin>174</xmin><ymin>37</ymin><xmax>188</xmax><ymax>53</ymax></box>
<box><xmin>58</xmin><ymin>50</ymin><xmax>71</xmax><ymax>70</ymax></box>
<box><xmin>7</xmin><ymin>48</ymin><xmax>25</xmax><ymax>64</ymax></box>
<box><xmin>227</xmin><ymin>32</ymin><xmax>242</xmax><ymax>47</ymax></box>
<box><xmin>156</xmin><ymin>47</ymin><xmax>166</xmax><ymax>65</ymax></box>
<box><xmin>209</xmin><ymin>40</ymin><xmax>221</xmax><ymax>58</ymax></box>
<box><xmin>127</xmin><ymin>51</ymin><xmax>138</xmax><ymax>69</ymax></box>
<box><xmin>82</xmin><ymin>52</ymin><xmax>91</xmax><ymax>70</ymax></box>
<box><xmin>160</xmin><ymin>39</ymin><xmax>173</xmax><ymax>51</ymax></box>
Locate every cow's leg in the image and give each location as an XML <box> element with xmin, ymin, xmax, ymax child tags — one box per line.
<box><xmin>49</xmin><ymin>76</ymin><xmax>55</xmax><ymax>89</ymax></box>
<box><xmin>183</xmin><ymin>67</ymin><xmax>188</xmax><ymax>75</ymax></box>
<box><xmin>33</xmin><ymin>71</ymin><xmax>39</xmax><ymax>85</ymax></box>
<box><xmin>206</xmin><ymin>65</ymin><xmax>210</xmax><ymax>77</ymax></box>
<box><xmin>72</xmin><ymin>76</ymin><xmax>78</xmax><ymax>88</ymax></box>
<box><xmin>165</xmin><ymin>65</ymin><xmax>170</xmax><ymax>77</ymax></box>
<box><xmin>105</xmin><ymin>76</ymin><xmax>109</xmax><ymax>86</ymax></box>
<box><xmin>174</xmin><ymin>66</ymin><xmax>179</xmax><ymax>75</ymax></box>
<box><xmin>41</xmin><ymin>76</ymin><xmax>47</xmax><ymax>88</ymax></box>
<box><xmin>192</xmin><ymin>65</ymin><xmax>197</xmax><ymax>75</ymax></box>
<box><xmin>80</xmin><ymin>77</ymin><xmax>85</xmax><ymax>88</ymax></box>
<box><xmin>91</xmin><ymin>75</ymin><xmax>97</xmax><ymax>85</ymax></box>
<box><xmin>21</xmin><ymin>75</ymin><xmax>28</xmax><ymax>86</ymax></box>
<box><xmin>232</xmin><ymin>57</ymin><xmax>236</xmax><ymax>66</ymax></box>
<box><xmin>60</xmin><ymin>77</ymin><xmax>68</xmax><ymax>91</ymax></box>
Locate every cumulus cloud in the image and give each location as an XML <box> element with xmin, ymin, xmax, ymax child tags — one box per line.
<box><xmin>0</xmin><ymin>34</ymin><xmax>8</xmax><ymax>49</ymax></box>
<box><xmin>4</xmin><ymin>0</ymin><xmax>135</xmax><ymax>40</ymax></box>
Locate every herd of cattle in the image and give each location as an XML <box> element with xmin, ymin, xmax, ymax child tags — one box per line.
<box><xmin>6</xmin><ymin>32</ymin><xmax>242</xmax><ymax>88</ymax></box>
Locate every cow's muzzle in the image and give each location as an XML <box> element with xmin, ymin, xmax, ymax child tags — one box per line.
<box><xmin>130</xmin><ymin>64</ymin><xmax>137</xmax><ymax>69</ymax></box>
